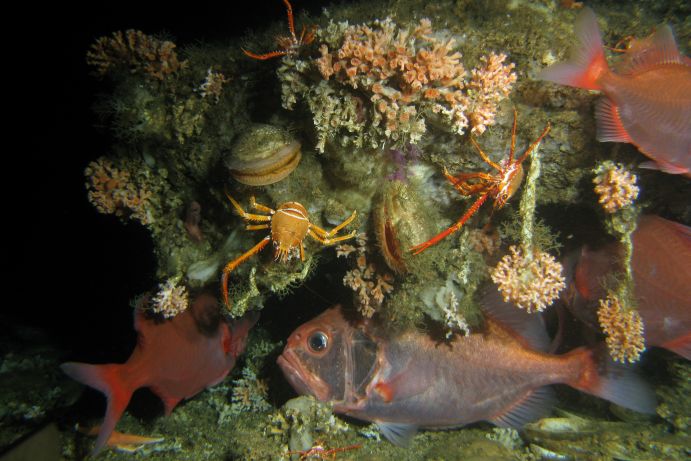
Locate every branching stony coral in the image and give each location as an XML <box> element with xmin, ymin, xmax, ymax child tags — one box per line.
<box><xmin>597</xmin><ymin>293</ymin><xmax>646</xmax><ymax>363</ymax></box>
<box><xmin>593</xmin><ymin>162</ymin><xmax>639</xmax><ymax>213</ymax></box>
<box><xmin>87</xmin><ymin>30</ymin><xmax>187</xmax><ymax>80</ymax></box>
<box><xmin>491</xmin><ymin>245</ymin><xmax>565</xmax><ymax>313</ymax></box>
<box><xmin>279</xmin><ymin>17</ymin><xmax>516</xmax><ymax>151</ymax></box>
<box><xmin>85</xmin><ymin>157</ymin><xmax>154</xmax><ymax>225</ymax></box>
<box><xmin>340</xmin><ymin>233</ymin><xmax>394</xmax><ymax>318</ymax></box>
<box><xmin>151</xmin><ymin>276</ymin><xmax>189</xmax><ymax>318</ymax></box>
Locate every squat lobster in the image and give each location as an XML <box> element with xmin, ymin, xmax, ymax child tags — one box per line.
<box><xmin>221</xmin><ymin>191</ymin><xmax>357</xmax><ymax>307</ymax></box>
<box><xmin>410</xmin><ymin>110</ymin><xmax>550</xmax><ymax>255</ymax></box>
<box><xmin>242</xmin><ymin>0</ymin><xmax>316</xmax><ymax>60</ymax></box>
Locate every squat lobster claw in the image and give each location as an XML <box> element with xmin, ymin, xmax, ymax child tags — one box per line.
<box><xmin>221</xmin><ymin>190</ymin><xmax>357</xmax><ymax>308</ymax></box>
<box><xmin>242</xmin><ymin>0</ymin><xmax>317</xmax><ymax>60</ymax></box>
<box><xmin>410</xmin><ymin>109</ymin><xmax>550</xmax><ymax>255</ymax></box>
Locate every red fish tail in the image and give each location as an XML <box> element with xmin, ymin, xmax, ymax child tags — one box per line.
<box><xmin>539</xmin><ymin>8</ymin><xmax>609</xmax><ymax>90</ymax></box>
<box><xmin>60</xmin><ymin>362</ymin><xmax>134</xmax><ymax>454</ymax></box>
<box><xmin>564</xmin><ymin>347</ymin><xmax>656</xmax><ymax>414</ymax></box>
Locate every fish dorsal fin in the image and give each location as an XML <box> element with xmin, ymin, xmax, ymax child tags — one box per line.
<box><xmin>489</xmin><ymin>386</ymin><xmax>556</xmax><ymax>428</ymax></box>
<box><xmin>617</xmin><ymin>25</ymin><xmax>686</xmax><ymax>76</ymax></box>
<box><xmin>133</xmin><ymin>307</ymin><xmax>149</xmax><ymax>349</ymax></box>
<box><xmin>377</xmin><ymin>422</ymin><xmax>418</xmax><ymax>446</ymax></box>
<box><xmin>480</xmin><ymin>286</ymin><xmax>551</xmax><ymax>352</ymax></box>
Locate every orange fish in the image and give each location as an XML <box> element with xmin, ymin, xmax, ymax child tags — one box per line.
<box><xmin>278</xmin><ymin>300</ymin><xmax>655</xmax><ymax>446</ymax></box>
<box><xmin>61</xmin><ymin>292</ymin><xmax>258</xmax><ymax>454</ymax></box>
<box><xmin>539</xmin><ymin>8</ymin><xmax>691</xmax><ymax>176</ymax></box>
<box><xmin>564</xmin><ymin>215</ymin><xmax>691</xmax><ymax>359</ymax></box>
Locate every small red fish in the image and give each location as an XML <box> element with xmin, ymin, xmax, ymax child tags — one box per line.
<box><xmin>61</xmin><ymin>293</ymin><xmax>258</xmax><ymax>453</ymax></box>
<box><xmin>539</xmin><ymin>8</ymin><xmax>691</xmax><ymax>176</ymax></box>
<box><xmin>278</xmin><ymin>301</ymin><xmax>654</xmax><ymax>446</ymax></box>
<box><xmin>564</xmin><ymin>215</ymin><xmax>691</xmax><ymax>359</ymax></box>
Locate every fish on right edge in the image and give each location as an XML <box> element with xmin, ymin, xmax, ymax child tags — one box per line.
<box><xmin>563</xmin><ymin>215</ymin><xmax>691</xmax><ymax>360</ymax></box>
<box><xmin>539</xmin><ymin>8</ymin><xmax>691</xmax><ymax>176</ymax></box>
<box><xmin>277</xmin><ymin>297</ymin><xmax>655</xmax><ymax>446</ymax></box>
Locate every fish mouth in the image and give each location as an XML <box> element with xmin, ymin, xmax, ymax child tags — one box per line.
<box><xmin>277</xmin><ymin>350</ymin><xmax>331</xmax><ymax>401</ymax></box>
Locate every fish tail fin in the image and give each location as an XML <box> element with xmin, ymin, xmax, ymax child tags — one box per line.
<box><xmin>565</xmin><ymin>347</ymin><xmax>656</xmax><ymax>414</ymax></box>
<box><xmin>538</xmin><ymin>7</ymin><xmax>609</xmax><ymax>90</ymax></box>
<box><xmin>60</xmin><ymin>362</ymin><xmax>134</xmax><ymax>454</ymax></box>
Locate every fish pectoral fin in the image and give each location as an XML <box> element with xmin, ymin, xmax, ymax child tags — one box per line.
<box><xmin>376</xmin><ymin>422</ymin><xmax>417</xmax><ymax>446</ymax></box>
<box><xmin>373</xmin><ymin>369</ymin><xmax>428</xmax><ymax>403</ymax></box>
<box><xmin>488</xmin><ymin>386</ymin><xmax>556</xmax><ymax>428</ymax></box>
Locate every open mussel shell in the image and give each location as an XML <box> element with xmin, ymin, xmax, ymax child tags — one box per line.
<box><xmin>373</xmin><ymin>180</ymin><xmax>432</xmax><ymax>274</ymax></box>
<box><xmin>225</xmin><ymin>124</ymin><xmax>302</xmax><ymax>186</ymax></box>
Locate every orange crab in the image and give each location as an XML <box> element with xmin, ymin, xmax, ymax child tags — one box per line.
<box><xmin>221</xmin><ymin>191</ymin><xmax>357</xmax><ymax>307</ymax></box>
<box><xmin>242</xmin><ymin>0</ymin><xmax>317</xmax><ymax>60</ymax></box>
<box><xmin>410</xmin><ymin>110</ymin><xmax>550</xmax><ymax>255</ymax></box>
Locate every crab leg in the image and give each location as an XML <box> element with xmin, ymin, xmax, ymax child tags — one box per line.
<box><xmin>410</xmin><ymin>193</ymin><xmax>490</xmax><ymax>255</ymax></box>
<box><xmin>469</xmin><ymin>137</ymin><xmax>502</xmax><ymax>172</ymax></box>
<box><xmin>221</xmin><ymin>236</ymin><xmax>270</xmax><ymax>307</ymax></box>
<box><xmin>245</xmin><ymin>224</ymin><xmax>271</xmax><ymax>231</ymax></box>
<box><xmin>514</xmin><ymin>122</ymin><xmax>551</xmax><ymax>165</ymax></box>
<box><xmin>308</xmin><ymin>228</ymin><xmax>357</xmax><ymax>245</ymax></box>
<box><xmin>241</xmin><ymin>49</ymin><xmax>288</xmax><ymax>60</ymax></box>
<box><xmin>443</xmin><ymin>168</ymin><xmax>495</xmax><ymax>195</ymax></box>
<box><xmin>225</xmin><ymin>190</ymin><xmax>272</xmax><ymax>222</ymax></box>
<box><xmin>250</xmin><ymin>196</ymin><xmax>276</xmax><ymax>214</ymax></box>
<box><xmin>283</xmin><ymin>0</ymin><xmax>297</xmax><ymax>42</ymax></box>
<box><xmin>310</xmin><ymin>211</ymin><xmax>357</xmax><ymax>238</ymax></box>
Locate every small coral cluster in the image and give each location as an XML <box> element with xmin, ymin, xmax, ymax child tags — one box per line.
<box><xmin>593</xmin><ymin>162</ymin><xmax>639</xmax><ymax>213</ymax></box>
<box><xmin>339</xmin><ymin>234</ymin><xmax>394</xmax><ymax>318</ymax></box>
<box><xmin>85</xmin><ymin>158</ymin><xmax>153</xmax><ymax>225</ymax></box>
<box><xmin>491</xmin><ymin>245</ymin><xmax>565</xmax><ymax>313</ymax></box>
<box><xmin>597</xmin><ymin>293</ymin><xmax>646</xmax><ymax>363</ymax></box>
<box><xmin>197</xmin><ymin>67</ymin><xmax>230</xmax><ymax>103</ymax></box>
<box><xmin>87</xmin><ymin>30</ymin><xmax>187</xmax><ymax>80</ymax></box>
<box><xmin>150</xmin><ymin>277</ymin><xmax>189</xmax><ymax>318</ymax></box>
<box><xmin>281</xmin><ymin>17</ymin><xmax>516</xmax><ymax>151</ymax></box>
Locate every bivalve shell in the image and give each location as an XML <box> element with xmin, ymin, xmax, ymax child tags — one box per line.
<box><xmin>373</xmin><ymin>180</ymin><xmax>432</xmax><ymax>274</ymax></box>
<box><xmin>225</xmin><ymin>124</ymin><xmax>302</xmax><ymax>186</ymax></box>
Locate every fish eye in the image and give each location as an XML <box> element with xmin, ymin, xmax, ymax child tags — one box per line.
<box><xmin>307</xmin><ymin>331</ymin><xmax>328</xmax><ymax>352</ymax></box>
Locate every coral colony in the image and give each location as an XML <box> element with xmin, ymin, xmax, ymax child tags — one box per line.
<box><xmin>71</xmin><ymin>1</ymin><xmax>690</xmax><ymax>459</ymax></box>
